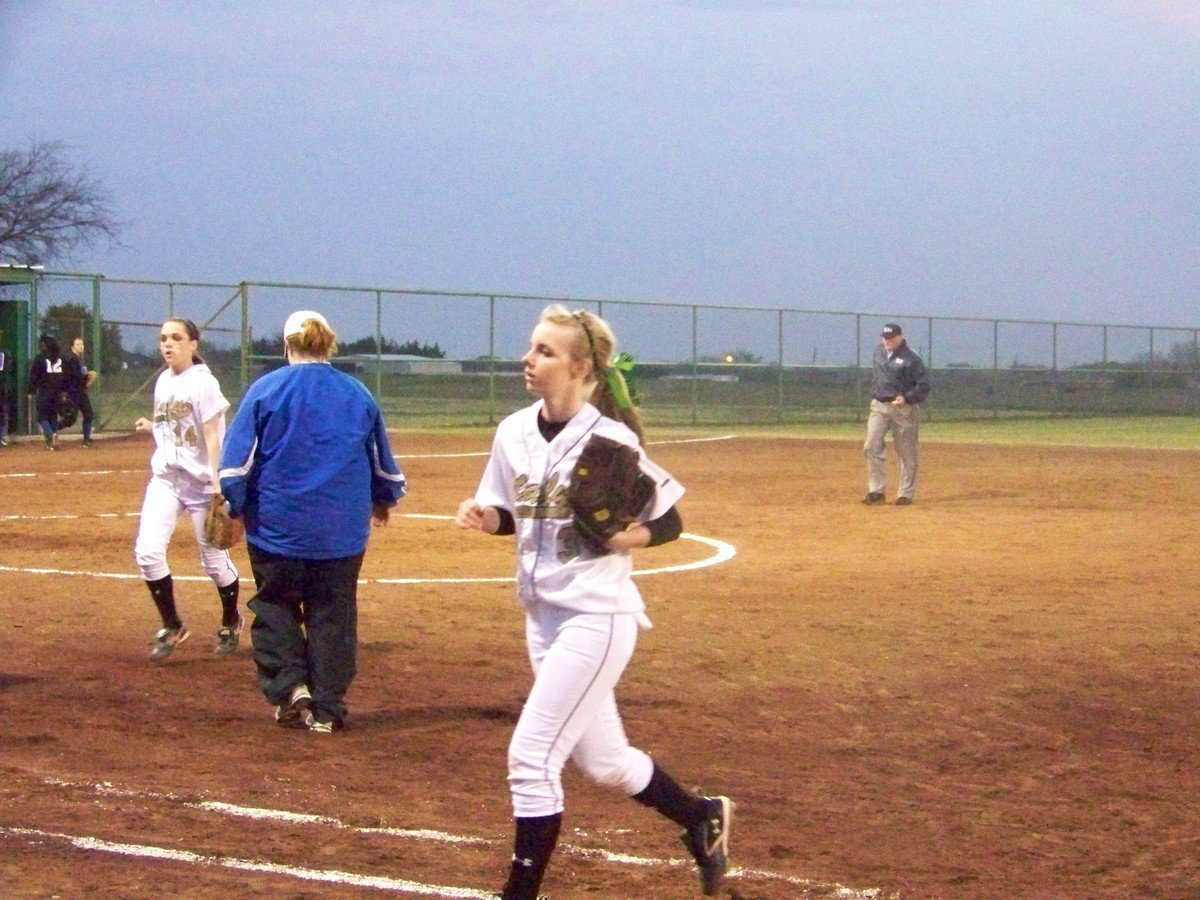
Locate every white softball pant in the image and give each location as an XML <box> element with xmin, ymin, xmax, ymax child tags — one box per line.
<box><xmin>134</xmin><ymin>474</ymin><xmax>239</xmax><ymax>587</ymax></box>
<box><xmin>508</xmin><ymin>605</ymin><xmax>654</xmax><ymax>818</ymax></box>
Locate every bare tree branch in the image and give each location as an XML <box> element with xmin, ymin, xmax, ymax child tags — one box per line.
<box><xmin>0</xmin><ymin>140</ymin><xmax>122</xmax><ymax>265</ymax></box>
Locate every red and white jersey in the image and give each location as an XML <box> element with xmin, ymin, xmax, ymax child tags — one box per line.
<box><xmin>148</xmin><ymin>363</ymin><xmax>229</xmax><ymax>490</ymax></box>
<box><xmin>474</xmin><ymin>401</ymin><xmax>684</xmax><ymax>615</ymax></box>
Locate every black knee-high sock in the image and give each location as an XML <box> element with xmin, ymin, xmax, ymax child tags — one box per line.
<box><xmin>146</xmin><ymin>575</ymin><xmax>180</xmax><ymax>629</ymax></box>
<box><xmin>217</xmin><ymin>580</ymin><xmax>240</xmax><ymax>626</ymax></box>
<box><xmin>500</xmin><ymin>813</ymin><xmax>561</xmax><ymax>900</ymax></box>
<box><xmin>632</xmin><ymin>762</ymin><xmax>708</xmax><ymax>828</ymax></box>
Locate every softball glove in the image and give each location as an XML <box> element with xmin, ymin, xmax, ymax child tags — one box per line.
<box><xmin>567</xmin><ymin>434</ymin><xmax>656</xmax><ymax>555</ymax></box>
<box><xmin>204</xmin><ymin>494</ymin><xmax>239</xmax><ymax>550</ymax></box>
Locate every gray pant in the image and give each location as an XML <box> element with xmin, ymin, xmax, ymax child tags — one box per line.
<box><xmin>864</xmin><ymin>399</ymin><xmax>920</xmax><ymax>499</ymax></box>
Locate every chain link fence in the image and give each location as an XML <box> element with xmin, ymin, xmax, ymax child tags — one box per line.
<box><xmin>7</xmin><ymin>270</ymin><xmax>1199</xmax><ymax>433</ymax></box>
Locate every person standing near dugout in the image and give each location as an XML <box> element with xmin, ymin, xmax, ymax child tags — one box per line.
<box><xmin>456</xmin><ymin>305</ymin><xmax>733</xmax><ymax>899</ymax></box>
<box><xmin>64</xmin><ymin>336</ymin><xmax>98</xmax><ymax>447</ymax></box>
<box><xmin>28</xmin><ymin>333</ymin><xmax>66</xmax><ymax>450</ymax></box>
<box><xmin>133</xmin><ymin>318</ymin><xmax>242</xmax><ymax>660</ymax></box>
<box><xmin>863</xmin><ymin>322</ymin><xmax>931</xmax><ymax>506</ymax></box>
<box><xmin>219</xmin><ymin>310</ymin><xmax>406</xmax><ymax>734</ymax></box>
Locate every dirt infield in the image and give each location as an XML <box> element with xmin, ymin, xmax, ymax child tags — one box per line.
<box><xmin>1</xmin><ymin>431</ymin><xmax>1197</xmax><ymax>898</ymax></box>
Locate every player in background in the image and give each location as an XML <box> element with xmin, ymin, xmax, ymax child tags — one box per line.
<box><xmin>64</xmin><ymin>336</ymin><xmax>98</xmax><ymax>447</ymax></box>
<box><xmin>133</xmin><ymin>318</ymin><xmax>241</xmax><ymax>661</ymax></box>
<box><xmin>28</xmin><ymin>333</ymin><xmax>66</xmax><ymax>450</ymax></box>
<box><xmin>219</xmin><ymin>310</ymin><xmax>406</xmax><ymax>733</ymax></box>
<box><xmin>456</xmin><ymin>305</ymin><xmax>733</xmax><ymax>899</ymax></box>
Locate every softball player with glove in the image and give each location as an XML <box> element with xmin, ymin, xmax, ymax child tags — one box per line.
<box><xmin>457</xmin><ymin>305</ymin><xmax>733</xmax><ymax>899</ymax></box>
<box><xmin>133</xmin><ymin>318</ymin><xmax>241</xmax><ymax>661</ymax></box>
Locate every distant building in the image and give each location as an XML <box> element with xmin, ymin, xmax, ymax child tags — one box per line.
<box><xmin>338</xmin><ymin>353</ymin><xmax>462</xmax><ymax>375</ymax></box>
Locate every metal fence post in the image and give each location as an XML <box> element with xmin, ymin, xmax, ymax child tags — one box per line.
<box><xmin>776</xmin><ymin>308</ymin><xmax>784</xmax><ymax>424</ymax></box>
<box><xmin>854</xmin><ymin>313</ymin><xmax>863</xmax><ymax>422</ymax></box>
<box><xmin>488</xmin><ymin>296</ymin><xmax>497</xmax><ymax>425</ymax></box>
<box><xmin>91</xmin><ymin>276</ymin><xmax>103</xmax><ymax>367</ymax></box>
<box><xmin>1147</xmin><ymin>327</ymin><xmax>1154</xmax><ymax>396</ymax></box>
<box><xmin>91</xmin><ymin>275</ymin><xmax>103</xmax><ymax>426</ymax></box>
<box><xmin>1052</xmin><ymin>321</ymin><xmax>1060</xmax><ymax>416</ymax></box>
<box><xmin>27</xmin><ymin>275</ymin><xmax>39</xmax><ymax>433</ymax></box>
<box><xmin>691</xmin><ymin>305</ymin><xmax>698</xmax><ymax>426</ymax></box>
<box><xmin>239</xmin><ymin>283</ymin><xmax>249</xmax><ymax>397</ymax></box>
<box><xmin>992</xmin><ymin>319</ymin><xmax>1000</xmax><ymax>418</ymax></box>
<box><xmin>374</xmin><ymin>290</ymin><xmax>383</xmax><ymax>400</ymax></box>
<box><xmin>926</xmin><ymin>315</ymin><xmax>934</xmax><ymax>422</ymax></box>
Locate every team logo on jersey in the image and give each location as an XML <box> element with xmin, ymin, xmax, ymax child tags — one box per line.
<box><xmin>154</xmin><ymin>398</ymin><xmax>199</xmax><ymax>446</ymax></box>
<box><xmin>512</xmin><ymin>472</ymin><xmax>570</xmax><ymax>519</ymax></box>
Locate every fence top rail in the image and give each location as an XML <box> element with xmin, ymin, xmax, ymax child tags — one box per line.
<box><xmin>37</xmin><ymin>270</ymin><xmax>1198</xmax><ymax>333</ymax></box>
<box><xmin>42</xmin><ymin>272</ymin><xmax>244</xmax><ymax>290</ymax></box>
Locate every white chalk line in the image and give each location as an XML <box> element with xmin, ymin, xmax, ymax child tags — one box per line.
<box><xmin>0</xmin><ymin>826</ymin><xmax>492</xmax><ymax>898</ymax></box>
<box><xmin>0</xmin><ymin>510</ymin><xmax>736</xmax><ymax>583</ymax></box>
<box><xmin>9</xmin><ymin>776</ymin><xmax>884</xmax><ymax>897</ymax></box>
<box><xmin>0</xmin><ymin>434</ymin><xmax>740</xmax><ymax>479</ymax></box>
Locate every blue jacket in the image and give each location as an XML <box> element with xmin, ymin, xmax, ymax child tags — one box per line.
<box><xmin>219</xmin><ymin>362</ymin><xmax>406</xmax><ymax>559</ymax></box>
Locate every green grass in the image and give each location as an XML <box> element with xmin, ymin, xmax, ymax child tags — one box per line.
<box><xmin>79</xmin><ymin>370</ymin><xmax>1200</xmax><ymax>450</ymax></box>
<box><xmin>708</xmin><ymin>416</ymin><xmax>1200</xmax><ymax>450</ymax></box>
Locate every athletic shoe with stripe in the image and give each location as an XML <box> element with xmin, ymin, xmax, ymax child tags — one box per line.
<box><xmin>681</xmin><ymin>795</ymin><xmax>734</xmax><ymax>896</ymax></box>
<box><xmin>149</xmin><ymin>624</ymin><xmax>190</xmax><ymax>661</ymax></box>
<box><xmin>274</xmin><ymin>684</ymin><xmax>312</xmax><ymax>728</ymax></box>
<box><xmin>307</xmin><ymin>714</ymin><xmax>344</xmax><ymax>733</ymax></box>
<box><xmin>214</xmin><ymin>614</ymin><xmax>244</xmax><ymax>655</ymax></box>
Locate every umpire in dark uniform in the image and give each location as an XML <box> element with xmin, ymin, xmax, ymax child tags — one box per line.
<box><xmin>863</xmin><ymin>323</ymin><xmax>930</xmax><ymax>506</ymax></box>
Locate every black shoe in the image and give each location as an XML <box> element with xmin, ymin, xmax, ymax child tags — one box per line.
<box><xmin>681</xmin><ymin>796</ymin><xmax>733</xmax><ymax>896</ymax></box>
<box><xmin>82</xmin><ymin>439</ymin><xmax>95</xmax><ymax>448</ymax></box>
<box><xmin>861</xmin><ymin>491</ymin><xmax>884</xmax><ymax>504</ymax></box>
<box><xmin>895</xmin><ymin>496</ymin><xmax>913</xmax><ymax>506</ymax></box>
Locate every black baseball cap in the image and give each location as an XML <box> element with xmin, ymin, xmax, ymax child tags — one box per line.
<box><xmin>881</xmin><ymin>323</ymin><xmax>903</xmax><ymax>338</ymax></box>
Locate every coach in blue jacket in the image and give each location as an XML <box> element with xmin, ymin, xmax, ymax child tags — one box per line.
<box><xmin>863</xmin><ymin>322</ymin><xmax>931</xmax><ymax>506</ymax></box>
<box><xmin>220</xmin><ymin>309</ymin><xmax>406</xmax><ymax>733</ymax></box>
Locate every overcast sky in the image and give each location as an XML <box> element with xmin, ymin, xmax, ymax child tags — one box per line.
<box><xmin>2</xmin><ymin>1</ymin><xmax>1198</xmax><ymax>329</ymax></box>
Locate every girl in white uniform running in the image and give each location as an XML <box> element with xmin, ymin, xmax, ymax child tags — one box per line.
<box><xmin>133</xmin><ymin>318</ymin><xmax>241</xmax><ymax>661</ymax></box>
<box><xmin>457</xmin><ymin>305</ymin><xmax>733</xmax><ymax>899</ymax></box>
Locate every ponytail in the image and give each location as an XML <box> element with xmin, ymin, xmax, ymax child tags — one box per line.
<box><xmin>540</xmin><ymin>305</ymin><xmax>645</xmax><ymax>444</ymax></box>
<box><xmin>285</xmin><ymin>316</ymin><xmax>338</xmax><ymax>360</ymax></box>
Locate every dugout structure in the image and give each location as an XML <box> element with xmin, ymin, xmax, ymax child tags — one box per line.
<box><xmin>0</xmin><ymin>264</ymin><xmax>40</xmax><ymax>435</ymax></box>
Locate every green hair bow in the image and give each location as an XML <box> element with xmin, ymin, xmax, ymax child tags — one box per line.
<box><xmin>603</xmin><ymin>352</ymin><xmax>641</xmax><ymax>410</ymax></box>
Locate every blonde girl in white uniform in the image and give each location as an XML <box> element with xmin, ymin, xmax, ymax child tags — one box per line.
<box><xmin>133</xmin><ymin>318</ymin><xmax>241</xmax><ymax>661</ymax></box>
<box><xmin>457</xmin><ymin>305</ymin><xmax>733</xmax><ymax>899</ymax></box>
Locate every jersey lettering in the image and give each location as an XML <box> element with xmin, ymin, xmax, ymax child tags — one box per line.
<box><xmin>513</xmin><ymin>472</ymin><xmax>570</xmax><ymax>519</ymax></box>
<box><xmin>154</xmin><ymin>397</ymin><xmax>200</xmax><ymax>447</ymax></box>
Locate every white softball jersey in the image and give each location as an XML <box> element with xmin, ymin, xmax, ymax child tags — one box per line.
<box><xmin>147</xmin><ymin>363</ymin><xmax>229</xmax><ymax>490</ymax></box>
<box><xmin>135</xmin><ymin>363</ymin><xmax>236</xmax><ymax>586</ymax></box>
<box><xmin>474</xmin><ymin>401</ymin><xmax>684</xmax><ymax>617</ymax></box>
